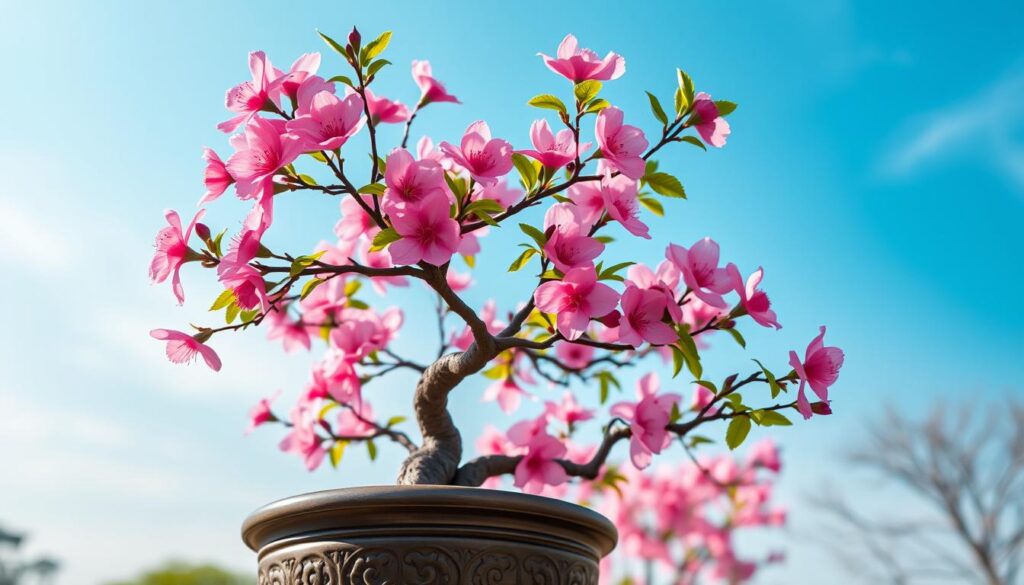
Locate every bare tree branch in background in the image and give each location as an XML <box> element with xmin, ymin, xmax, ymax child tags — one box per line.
<box><xmin>811</xmin><ymin>400</ymin><xmax>1024</xmax><ymax>585</ymax></box>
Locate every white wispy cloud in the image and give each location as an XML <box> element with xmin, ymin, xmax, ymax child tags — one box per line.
<box><xmin>879</xmin><ymin>68</ymin><xmax>1024</xmax><ymax>190</ymax></box>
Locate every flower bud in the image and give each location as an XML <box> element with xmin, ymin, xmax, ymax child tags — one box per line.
<box><xmin>195</xmin><ymin>222</ymin><xmax>211</xmax><ymax>242</ymax></box>
<box><xmin>348</xmin><ymin>27</ymin><xmax>361</xmax><ymax>51</ymax></box>
<box><xmin>597</xmin><ymin>310</ymin><xmax>621</xmax><ymax>328</ymax></box>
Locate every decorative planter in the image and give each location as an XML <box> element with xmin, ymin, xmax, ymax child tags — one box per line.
<box><xmin>242</xmin><ymin>485</ymin><xmax>617</xmax><ymax>584</ymax></box>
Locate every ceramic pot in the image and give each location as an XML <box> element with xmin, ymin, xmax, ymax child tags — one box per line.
<box><xmin>242</xmin><ymin>485</ymin><xmax>617</xmax><ymax>584</ymax></box>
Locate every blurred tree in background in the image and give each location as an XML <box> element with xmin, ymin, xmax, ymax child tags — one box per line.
<box><xmin>814</xmin><ymin>401</ymin><xmax>1024</xmax><ymax>585</ymax></box>
<box><xmin>103</xmin><ymin>562</ymin><xmax>252</xmax><ymax>585</ymax></box>
<box><xmin>0</xmin><ymin>525</ymin><xmax>58</xmax><ymax>585</ymax></box>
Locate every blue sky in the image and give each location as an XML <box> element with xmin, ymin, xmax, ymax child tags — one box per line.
<box><xmin>0</xmin><ymin>0</ymin><xmax>1021</xmax><ymax>583</ymax></box>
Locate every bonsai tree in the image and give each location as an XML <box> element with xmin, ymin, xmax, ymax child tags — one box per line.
<box><xmin>149</xmin><ymin>26</ymin><xmax>843</xmax><ymax>582</ymax></box>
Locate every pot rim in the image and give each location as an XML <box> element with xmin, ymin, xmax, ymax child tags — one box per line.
<box><xmin>242</xmin><ymin>484</ymin><xmax>617</xmax><ymax>557</ymax></box>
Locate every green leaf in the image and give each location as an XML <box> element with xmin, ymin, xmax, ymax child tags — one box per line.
<box><xmin>318</xmin><ymin>401</ymin><xmax>339</xmax><ymax>420</ymax></box>
<box><xmin>715</xmin><ymin>100</ymin><xmax>738</xmax><ymax>117</ymax></box>
<box><xmin>679</xmin><ymin>135</ymin><xmax>707</xmax><ymax>151</ymax></box>
<box><xmin>329</xmin><ymin>440</ymin><xmax>348</xmax><ymax>468</ymax></box>
<box><xmin>674</xmin><ymin>87</ymin><xmax>685</xmax><ymax>117</ymax></box>
<box><xmin>753</xmin><ymin>409</ymin><xmax>792</xmax><ymax>427</ymax></box>
<box><xmin>366</xmin><ymin>58</ymin><xmax>391</xmax><ymax>78</ymax></box>
<box><xmin>344</xmin><ymin>279</ymin><xmax>362</xmax><ymax>297</ymax></box>
<box><xmin>240</xmin><ymin>309</ymin><xmax>259</xmax><ymax>323</ymax></box>
<box><xmin>688</xmin><ymin>434</ymin><xmax>714</xmax><ymax>448</ymax></box>
<box><xmin>645</xmin><ymin>172</ymin><xmax>687</xmax><ymax>198</ymax></box>
<box><xmin>327</xmin><ymin>75</ymin><xmax>354</xmax><ymax>87</ymax></box>
<box><xmin>358</xmin><ymin>183</ymin><xmax>386</xmax><ymax>195</ymax></box>
<box><xmin>370</xmin><ymin>227</ymin><xmax>401</xmax><ymax>252</ymax></box>
<box><xmin>318</xmin><ymin>31</ymin><xmax>347</xmax><ymax>57</ymax></box>
<box><xmin>585</xmin><ymin>98</ymin><xmax>611</xmax><ymax>114</ymax></box>
<box><xmin>574</xmin><ymin>80</ymin><xmax>602</xmax><ymax>104</ymax></box>
<box><xmin>676</xmin><ymin>328</ymin><xmax>702</xmax><ymax>379</ymax></box>
<box><xmin>289</xmin><ymin>250</ymin><xmax>327</xmax><ymax>278</ymax></box>
<box><xmin>464</xmin><ymin>198</ymin><xmax>505</xmax><ymax>215</ymax></box>
<box><xmin>725</xmin><ymin>415</ymin><xmax>752</xmax><ymax>450</ymax></box>
<box><xmin>308</xmin><ymin>150</ymin><xmax>329</xmax><ymax>163</ymax></box>
<box><xmin>443</xmin><ymin>172</ymin><xmax>468</xmax><ymax>200</ymax></box>
<box><xmin>752</xmin><ymin>359</ymin><xmax>783</xmax><ymax>399</ymax></box>
<box><xmin>210</xmin><ymin>289</ymin><xmax>235</xmax><ymax>311</ymax></box>
<box><xmin>638</xmin><ymin>196</ymin><xmax>664</xmax><ymax>216</ymax></box>
<box><xmin>519</xmin><ymin>223</ymin><xmax>547</xmax><ymax>247</ymax></box>
<box><xmin>366</xmin><ymin>439</ymin><xmax>378</xmax><ymax>461</ymax></box>
<box><xmin>528</xmin><ymin>94</ymin><xmax>568</xmax><ymax>114</ymax></box>
<box><xmin>669</xmin><ymin>401</ymin><xmax>683</xmax><ymax>424</ymax></box>
<box><xmin>726</xmin><ymin>327</ymin><xmax>746</xmax><ymax>348</ymax></box>
<box><xmin>300</xmin><ymin>278</ymin><xmax>325</xmax><ymax>300</ymax></box>
<box><xmin>347</xmin><ymin>299</ymin><xmax>369</xmax><ymax>310</ymax></box>
<box><xmin>598</xmin><ymin>261</ymin><xmax>635</xmax><ymax>281</ymax></box>
<box><xmin>225</xmin><ymin>302</ymin><xmax>240</xmax><ymax>324</ymax></box>
<box><xmin>363</xmin><ymin>31</ymin><xmax>392</xmax><ymax>61</ymax></box>
<box><xmin>385</xmin><ymin>415</ymin><xmax>407</xmax><ymax>428</ymax></box>
<box><xmin>508</xmin><ymin>248</ymin><xmax>538</xmax><ymax>272</ymax></box>
<box><xmin>676</xmin><ymin>68</ymin><xmax>695</xmax><ymax>113</ymax></box>
<box><xmin>511</xmin><ymin>153</ymin><xmax>539</xmax><ymax>190</ymax></box>
<box><xmin>646</xmin><ymin>91</ymin><xmax>668</xmax><ymax>126</ymax></box>
<box><xmin>472</xmin><ymin>210</ymin><xmax>499</xmax><ymax>226</ymax></box>
<box><xmin>671</xmin><ymin>345</ymin><xmax>685</xmax><ymax>378</ymax></box>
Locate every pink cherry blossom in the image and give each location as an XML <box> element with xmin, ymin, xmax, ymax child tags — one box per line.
<box><xmin>265</xmin><ymin>305</ymin><xmax>312</xmax><ymax>353</ymax></box>
<box><xmin>617</xmin><ymin>286</ymin><xmax>677</xmax><ymax>347</ymax></box>
<box><xmin>483</xmin><ymin>377</ymin><xmax>530</xmax><ymax>414</ymax></box>
<box><xmin>382</xmin><ymin>148</ymin><xmax>447</xmax><ymax>213</ymax></box>
<box><xmin>247</xmin><ymin>390</ymin><xmax>281</xmax><ymax>434</ymax></box>
<box><xmin>534</xmin><ymin>266</ymin><xmax>619</xmax><ymax>340</ymax></box>
<box><xmin>626</xmin><ymin>261</ymin><xmax>681</xmax><ymax>320</ymax></box>
<box><xmin>271</xmin><ymin>53</ymin><xmax>321</xmax><ymax>102</ymax></box>
<box><xmin>219</xmin><ymin>51</ymin><xmax>278</xmax><ymax>133</ymax></box>
<box><xmin>278</xmin><ymin>401</ymin><xmax>326</xmax><ymax>471</ymax></box>
<box><xmin>336</xmin><ymin>403</ymin><xmax>377</xmax><ymax>437</ymax></box>
<box><xmin>285</xmin><ymin>91</ymin><xmax>365</xmax><ymax>151</ymax></box>
<box><xmin>517</xmin><ymin>119</ymin><xmax>588</xmax><ymax>169</ymax></box>
<box><xmin>149</xmin><ymin>208</ymin><xmax>204</xmax><ymax>305</ymax></box>
<box><xmin>198</xmin><ymin>148</ymin><xmax>234</xmax><ymax>205</ymax></box>
<box><xmin>293</xmin><ymin>75</ymin><xmax>336</xmax><ymax>116</ymax></box>
<box><xmin>746</xmin><ymin>439</ymin><xmax>782</xmax><ymax>473</ymax></box>
<box><xmin>514</xmin><ymin>431</ymin><xmax>569</xmax><ymax>494</ymax></box>
<box><xmin>358</xmin><ymin>241</ymin><xmax>409</xmax><ymax>295</ymax></box>
<box><xmin>789</xmin><ymin>326</ymin><xmax>844</xmax><ymax>419</ymax></box>
<box><xmin>543</xmin><ymin>224</ymin><xmax>605</xmax><ymax>274</ymax></box>
<box><xmin>727</xmin><ymin>263</ymin><xmax>781</xmax><ymax>329</ymax></box>
<box><xmin>335</xmin><ymin>195</ymin><xmax>377</xmax><ymax>241</ymax></box>
<box><xmin>226</xmin><ymin>116</ymin><xmax>304</xmax><ymax>200</ymax></box>
<box><xmin>666</xmin><ymin>238</ymin><xmax>733</xmax><ymax>308</ymax></box>
<box><xmin>150</xmin><ymin>328</ymin><xmax>222</xmax><ymax>371</ymax></box>
<box><xmin>473</xmin><ymin>178</ymin><xmax>522</xmax><ymax>208</ymax></box>
<box><xmin>538</xmin><ymin>34</ymin><xmax>626</xmax><ymax>83</ymax></box>
<box><xmin>544</xmin><ymin>391</ymin><xmax>595</xmax><ymax>428</ymax></box>
<box><xmin>555</xmin><ymin>341</ymin><xmax>595</xmax><ymax>370</ymax></box>
<box><xmin>217</xmin><ymin>232</ymin><xmax>270</xmax><ymax>311</ymax></box>
<box><xmin>595</xmin><ymin>107</ymin><xmax>648</xmax><ymax>180</ymax></box>
<box><xmin>610</xmin><ymin>373</ymin><xmax>681</xmax><ymax>469</ymax></box>
<box><xmin>439</xmin><ymin>121</ymin><xmax>514</xmax><ymax>186</ymax></box>
<box><xmin>693</xmin><ymin>92</ymin><xmax>731</xmax><ymax>148</ymax></box>
<box><xmin>691</xmin><ymin>383</ymin><xmax>718</xmax><ymax>414</ymax></box>
<box><xmin>446</xmin><ymin>269</ymin><xmax>474</xmax><ymax>292</ymax></box>
<box><xmin>599</xmin><ymin>174</ymin><xmax>649</xmax><ymax>238</ymax></box>
<box><xmin>364</xmin><ymin>89</ymin><xmax>411</xmax><ymax>124</ymax></box>
<box><xmin>388</xmin><ymin>193</ymin><xmax>460</xmax><ymax>266</ymax></box>
<box><xmin>412</xmin><ymin>60</ymin><xmax>461</xmax><ymax>105</ymax></box>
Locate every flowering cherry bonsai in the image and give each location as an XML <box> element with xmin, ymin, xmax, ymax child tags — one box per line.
<box><xmin>150</xmin><ymin>27</ymin><xmax>844</xmax><ymax>580</ymax></box>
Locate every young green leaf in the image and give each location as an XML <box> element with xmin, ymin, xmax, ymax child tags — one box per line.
<box><xmin>646</xmin><ymin>91</ymin><xmax>669</xmax><ymax>126</ymax></box>
<box><xmin>210</xmin><ymin>289</ymin><xmax>235</xmax><ymax>311</ymax></box>
<box><xmin>363</xmin><ymin>31</ymin><xmax>392</xmax><ymax>61</ymax></box>
<box><xmin>508</xmin><ymin>248</ymin><xmax>538</xmax><ymax>272</ymax></box>
<box><xmin>300</xmin><ymin>278</ymin><xmax>325</xmax><ymax>300</ymax></box>
<box><xmin>574</xmin><ymin>80</ymin><xmax>602</xmax><ymax>104</ymax></box>
<box><xmin>585</xmin><ymin>98</ymin><xmax>611</xmax><ymax>114</ymax></box>
<box><xmin>528</xmin><ymin>94</ymin><xmax>568</xmax><ymax>114</ymax></box>
<box><xmin>329</xmin><ymin>440</ymin><xmax>348</xmax><ymax>467</ymax></box>
<box><xmin>645</xmin><ymin>172</ymin><xmax>687</xmax><ymax>198</ymax></box>
<box><xmin>519</xmin><ymin>223</ymin><xmax>548</xmax><ymax>247</ymax></box>
<box><xmin>715</xmin><ymin>100</ymin><xmax>738</xmax><ymax>117</ymax></box>
<box><xmin>366</xmin><ymin>439</ymin><xmax>378</xmax><ymax>461</ymax></box>
<box><xmin>638</xmin><ymin>196</ymin><xmax>664</xmax><ymax>217</ymax></box>
<box><xmin>511</xmin><ymin>153</ymin><xmax>539</xmax><ymax>190</ymax></box>
<box><xmin>679</xmin><ymin>135</ymin><xmax>707</xmax><ymax>151</ymax></box>
<box><xmin>752</xmin><ymin>359</ymin><xmax>783</xmax><ymax>399</ymax></box>
<box><xmin>318</xmin><ymin>31</ymin><xmax>347</xmax><ymax>57</ymax></box>
<box><xmin>370</xmin><ymin>227</ymin><xmax>401</xmax><ymax>252</ymax></box>
<box><xmin>725</xmin><ymin>415</ymin><xmax>752</xmax><ymax>450</ymax></box>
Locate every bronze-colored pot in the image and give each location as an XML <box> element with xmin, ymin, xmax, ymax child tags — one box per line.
<box><xmin>242</xmin><ymin>485</ymin><xmax>617</xmax><ymax>584</ymax></box>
